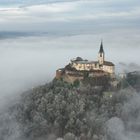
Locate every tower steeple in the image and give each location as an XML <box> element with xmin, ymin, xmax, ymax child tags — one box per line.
<box><xmin>98</xmin><ymin>40</ymin><xmax>105</xmax><ymax>65</ymax></box>
<box><xmin>99</xmin><ymin>40</ymin><xmax>104</xmax><ymax>53</ymax></box>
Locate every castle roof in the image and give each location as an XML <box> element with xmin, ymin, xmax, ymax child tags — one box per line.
<box><xmin>73</xmin><ymin>60</ymin><xmax>98</xmax><ymax>64</ymax></box>
<box><xmin>75</xmin><ymin>57</ymin><xmax>83</xmax><ymax>61</ymax></box>
<box><xmin>104</xmin><ymin>61</ymin><xmax>114</xmax><ymax>66</ymax></box>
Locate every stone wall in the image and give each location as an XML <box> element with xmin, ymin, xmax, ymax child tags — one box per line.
<box><xmin>63</xmin><ymin>74</ymin><xmax>83</xmax><ymax>83</ymax></box>
<box><xmin>56</xmin><ymin>69</ymin><xmax>63</xmax><ymax>79</ymax></box>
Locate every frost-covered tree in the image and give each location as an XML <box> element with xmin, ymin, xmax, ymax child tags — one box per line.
<box><xmin>4</xmin><ymin>74</ymin><xmax>139</xmax><ymax>140</ymax></box>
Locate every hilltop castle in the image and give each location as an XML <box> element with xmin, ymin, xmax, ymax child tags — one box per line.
<box><xmin>56</xmin><ymin>41</ymin><xmax>115</xmax><ymax>83</ymax></box>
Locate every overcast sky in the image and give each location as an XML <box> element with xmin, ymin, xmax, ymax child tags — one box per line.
<box><xmin>0</xmin><ymin>0</ymin><xmax>139</xmax><ymax>60</ymax></box>
<box><xmin>0</xmin><ymin>0</ymin><xmax>140</xmax><ymax>108</ymax></box>
<box><xmin>0</xmin><ymin>0</ymin><xmax>140</xmax><ymax>34</ymax></box>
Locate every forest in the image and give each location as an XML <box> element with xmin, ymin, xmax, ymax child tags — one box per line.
<box><xmin>0</xmin><ymin>71</ymin><xmax>140</xmax><ymax>140</ymax></box>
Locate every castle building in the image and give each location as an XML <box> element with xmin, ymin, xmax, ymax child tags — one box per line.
<box><xmin>56</xmin><ymin>41</ymin><xmax>115</xmax><ymax>82</ymax></box>
<box><xmin>70</xmin><ymin>41</ymin><xmax>115</xmax><ymax>74</ymax></box>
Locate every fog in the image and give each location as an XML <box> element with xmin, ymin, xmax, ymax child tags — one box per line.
<box><xmin>106</xmin><ymin>93</ymin><xmax>140</xmax><ymax>140</ymax></box>
<box><xmin>0</xmin><ymin>32</ymin><xmax>139</xmax><ymax>140</ymax></box>
<box><xmin>0</xmin><ymin>0</ymin><xmax>140</xmax><ymax>107</ymax></box>
<box><xmin>0</xmin><ymin>33</ymin><xmax>140</xmax><ymax>109</ymax></box>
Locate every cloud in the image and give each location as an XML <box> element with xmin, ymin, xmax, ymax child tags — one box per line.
<box><xmin>0</xmin><ymin>31</ymin><xmax>45</xmax><ymax>39</ymax></box>
<box><xmin>0</xmin><ymin>0</ymin><xmax>140</xmax><ymax>26</ymax></box>
<box><xmin>25</xmin><ymin>2</ymin><xmax>76</xmax><ymax>13</ymax></box>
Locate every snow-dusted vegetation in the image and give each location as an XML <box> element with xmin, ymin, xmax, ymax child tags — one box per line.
<box><xmin>0</xmin><ymin>71</ymin><xmax>140</xmax><ymax>140</ymax></box>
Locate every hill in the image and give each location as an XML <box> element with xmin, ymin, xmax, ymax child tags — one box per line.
<box><xmin>0</xmin><ymin>71</ymin><xmax>140</xmax><ymax>140</ymax></box>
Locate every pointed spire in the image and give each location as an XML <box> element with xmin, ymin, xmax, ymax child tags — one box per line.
<box><xmin>99</xmin><ymin>40</ymin><xmax>104</xmax><ymax>53</ymax></box>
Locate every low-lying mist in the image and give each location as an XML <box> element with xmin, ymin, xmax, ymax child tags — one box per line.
<box><xmin>0</xmin><ymin>34</ymin><xmax>140</xmax><ymax>140</ymax></box>
<box><xmin>0</xmin><ymin>34</ymin><xmax>140</xmax><ymax>107</ymax></box>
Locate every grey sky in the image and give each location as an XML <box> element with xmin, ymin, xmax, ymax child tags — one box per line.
<box><xmin>0</xmin><ymin>0</ymin><xmax>140</xmax><ymax>34</ymax></box>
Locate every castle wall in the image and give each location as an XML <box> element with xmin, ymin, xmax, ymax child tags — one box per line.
<box><xmin>56</xmin><ymin>69</ymin><xmax>63</xmax><ymax>79</ymax></box>
<box><xmin>103</xmin><ymin>65</ymin><xmax>114</xmax><ymax>74</ymax></box>
<box><xmin>98</xmin><ymin>53</ymin><xmax>104</xmax><ymax>65</ymax></box>
<box><xmin>71</xmin><ymin>60</ymin><xmax>115</xmax><ymax>75</ymax></box>
<box><xmin>89</xmin><ymin>71</ymin><xmax>108</xmax><ymax>77</ymax></box>
<box><xmin>63</xmin><ymin>74</ymin><xmax>83</xmax><ymax>83</ymax></box>
<box><xmin>71</xmin><ymin>62</ymin><xmax>98</xmax><ymax>71</ymax></box>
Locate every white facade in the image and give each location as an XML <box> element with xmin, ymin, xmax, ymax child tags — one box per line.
<box><xmin>71</xmin><ymin>60</ymin><xmax>114</xmax><ymax>74</ymax></box>
<box><xmin>71</xmin><ymin>61</ymin><xmax>99</xmax><ymax>71</ymax></box>
<box><xmin>70</xmin><ymin>42</ymin><xmax>115</xmax><ymax>75</ymax></box>
<box><xmin>98</xmin><ymin>52</ymin><xmax>104</xmax><ymax>65</ymax></box>
<box><xmin>103</xmin><ymin>64</ymin><xmax>114</xmax><ymax>74</ymax></box>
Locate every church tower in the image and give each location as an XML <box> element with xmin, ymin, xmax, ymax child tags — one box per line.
<box><xmin>98</xmin><ymin>41</ymin><xmax>105</xmax><ymax>65</ymax></box>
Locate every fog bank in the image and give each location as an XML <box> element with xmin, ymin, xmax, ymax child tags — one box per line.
<box><xmin>0</xmin><ymin>34</ymin><xmax>140</xmax><ymax>109</ymax></box>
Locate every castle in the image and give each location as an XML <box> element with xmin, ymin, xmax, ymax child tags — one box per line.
<box><xmin>56</xmin><ymin>41</ymin><xmax>115</xmax><ymax>83</ymax></box>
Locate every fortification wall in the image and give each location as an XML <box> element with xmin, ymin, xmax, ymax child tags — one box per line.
<box><xmin>103</xmin><ymin>65</ymin><xmax>114</xmax><ymax>74</ymax></box>
<box><xmin>63</xmin><ymin>74</ymin><xmax>83</xmax><ymax>83</ymax></box>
